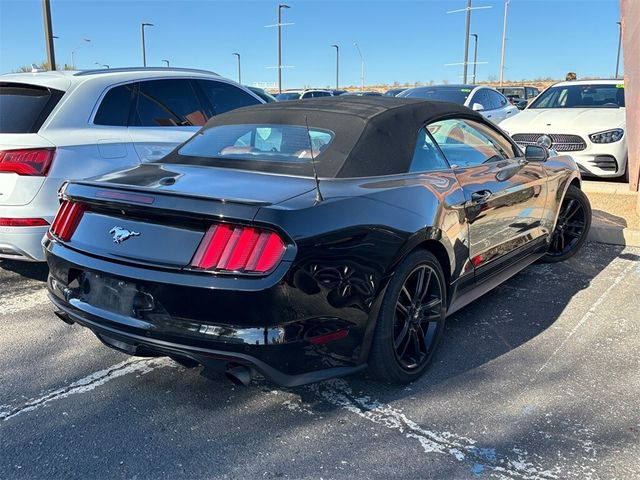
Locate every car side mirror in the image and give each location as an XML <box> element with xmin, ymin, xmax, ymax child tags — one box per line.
<box><xmin>524</xmin><ymin>145</ymin><xmax>549</xmax><ymax>162</ymax></box>
<box><xmin>472</xmin><ymin>103</ymin><xmax>485</xmax><ymax>112</ymax></box>
<box><xmin>516</xmin><ymin>100</ymin><xmax>528</xmax><ymax>110</ymax></box>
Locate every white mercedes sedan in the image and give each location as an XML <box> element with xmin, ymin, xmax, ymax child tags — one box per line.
<box><xmin>501</xmin><ymin>80</ymin><xmax>627</xmax><ymax>179</ymax></box>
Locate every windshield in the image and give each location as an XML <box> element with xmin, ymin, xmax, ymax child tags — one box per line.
<box><xmin>168</xmin><ymin>123</ymin><xmax>334</xmax><ymax>176</ymax></box>
<box><xmin>529</xmin><ymin>84</ymin><xmax>625</xmax><ymax>109</ymax></box>
<box><xmin>0</xmin><ymin>83</ymin><xmax>63</xmax><ymax>133</ymax></box>
<box><xmin>275</xmin><ymin>92</ymin><xmax>301</xmax><ymax>101</ymax></box>
<box><xmin>399</xmin><ymin>87</ymin><xmax>471</xmax><ymax>104</ymax></box>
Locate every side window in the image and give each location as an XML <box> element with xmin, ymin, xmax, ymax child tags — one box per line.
<box><xmin>301</xmin><ymin>92</ymin><xmax>313</xmax><ymax>99</ymax></box>
<box><xmin>470</xmin><ymin>89</ymin><xmax>490</xmax><ymax>110</ymax></box>
<box><xmin>312</xmin><ymin>91</ymin><xmax>331</xmax><ymax>98</ymax></box>
<box><xmin>94</xmin><ymin>83</ymin><xmax>135</xmax><ymax>126</ymax></box>
<box><xmin>490</xmin><ymin>90</ymin><xmax>508</xmax><ymax>108</ymax></box>
<box><xmin>196</xmin><ymin>80</ymin><xmax>261</xmax><ymax>116</ymax></box>
<box><xmin>409</xmin><ymin>128</ymin><xmax>450</xmax><ymax>173</ymax></box>
<box><xmin>428</xmin><ymin>119</ymin><xmax>514</xmax><ymax>168</ymax></box>
<box><xmin>131</xmin><ymin>79</ymin><xmax>206</xmax><ymax>127</ymax></box>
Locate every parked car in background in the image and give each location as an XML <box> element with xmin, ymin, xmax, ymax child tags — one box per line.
<box><xmin>399</xmin><ymin>85</ymin><xmax>518</xmax><ymax>124</ymax></box>
<box><xmin>275</xmin><ymin>89</ymin><xmax>333</xmax><ymax>101</ymax></box>
<box><xmin>330</xmin><ymin>89</ymin><xmax>348</xmax><ymax>96</ymax></box>
<box><xmin>45</xmin><ymin>97</ymin><xmax>590</xmax><ymax>387</ymax></box>
<box><xmin>497</xmin><ymin>85</ymin><xmax>540</xmax><ymax>109</ymax></box>
<box><xmin>247</xmin><ymin>86</ymin><xmax>277</xmax><ymax>103</ymax></box>
<box><xmin>384</xmin><ymin>88</ymin><xmax>407</xmax><ymax>97</ymax></box>
<box><xmin>0</xmin><ymin>67</ymin><xmax>263</xmax><ymax>261</ymax></box>
<box><xmin>340</xmin><ymin>91</ymin><xmax>383</xmax><ymax>96</ymax></box>
<box><xmin>501</xmin><ymin>80</ymin><xmax>627</xmax><ymax>179</ymax></box>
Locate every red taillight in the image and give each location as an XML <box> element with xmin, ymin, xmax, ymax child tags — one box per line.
<box><xmin>0</xmin><ymin>218</ymin><xmax>49</xmax><ymax>227</ymax></box>
<box><xmin>191</xmin><ymin>224</ymin><xmax>286</xmax><ymax>274</ymax></box>
<box><xmin>50</xmin><ymin>200</ymin><xmax>86</xmax><ymax>241</ymax></box>
<box><xmin>0</xmin><ymin>148</ymin><xmax>55</xmax><ymax>176</ymax></box>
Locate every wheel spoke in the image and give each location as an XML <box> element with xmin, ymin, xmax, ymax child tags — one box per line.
<box><xmin>401</xmin><ymin>285</ymin><xmax>413</xmax><ymax>304</ymax></box>
<box><xmin>423</xmin><ymin>297</ymin><xmax>442</xmax><ymax>312</ymax></box>
<box><xmin>564</xmin><ymin>200</ymin><xmax>581</xmax><ymax>221</ymax></box>
<box><xmin>396</xmin><ymin>302</ymin><xmax>409</xmax><ymax>317</ymax></box>
<box><xmin>565</xmin><ymin>230</ymin><xmax>581</xmax><ymax>239</ymax></box>
<box><xmin>398</xmin><ymin>330</ymin><xmax>411</xmax><ymax>358</ymax></box>
<box><xmin>565</xmin><ymin>221</ymin><xmax>585</xmax><ymax>229</ymax></box>
<box><xmin>415</xmin><ymin>268</ymin><xmax>432</xmax><ymax>301</ymax></box>
<box><xmin>394</xmin><ymin>321</ymin><xmax>410</xmax><ymax>349</ymax></box>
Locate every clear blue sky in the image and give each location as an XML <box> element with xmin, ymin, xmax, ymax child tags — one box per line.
<box><xmin>0</xmin><ymin>0</ymin><xmax>622</xmax><ymax>88</ymax></box>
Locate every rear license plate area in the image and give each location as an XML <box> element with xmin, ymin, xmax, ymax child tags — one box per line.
<box><xmin>78</xmin><ymin>272</ymin><xmax>150</xmax><ymax>317</ymax></box>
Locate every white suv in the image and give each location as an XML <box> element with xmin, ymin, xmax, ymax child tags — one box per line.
<box><xmin>274</xmin><ymin>89</ymin><xmax>333</xmax><ymax>101</ymax></box>
<box><xmin>0</xmin><ymin>67</ymin><xmax>263</xmax><ymax>261</ymax></box>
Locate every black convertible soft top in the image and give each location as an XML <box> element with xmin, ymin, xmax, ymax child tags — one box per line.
<box><xmin>164</xmin><ymin>96</ymin><xmax>486</xmax><ymax>178</ymax></box>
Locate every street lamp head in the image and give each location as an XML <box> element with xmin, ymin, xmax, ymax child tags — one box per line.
<box><xmin>233</xmin><ymin>52</ymin><xmax>240</xmax><ymax>57</ymax></box>
<box><xmin>83</xmin><ymin>38</ymin><xmax>91</xmax><ymax>43</ymax></box>
<box><xmin>470</xmin><ymin>33</ymin><xmax>478</xmax><ymax>39</ymax></box>
<box><xmin>279</xmin><ymin>4</ymin><xmax>290</xmax><ymax>9</ymax></box>
<box><xmin>142</xmin><ymin>22</ymin><xmax>154</xmax><ymax>27</ymax></box>
<box><xmin>331</xmin><ymin>44</ymin><xmax>339</xmax><ymax>49</ymax></box>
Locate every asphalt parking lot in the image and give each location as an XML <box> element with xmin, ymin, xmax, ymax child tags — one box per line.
<box><xmin>1</xmin><ymin>242</ymin><xmax>639</xmax><ymax>479</ymax></box>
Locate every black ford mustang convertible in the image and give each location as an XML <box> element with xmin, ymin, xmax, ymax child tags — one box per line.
<box><xmin>45</xmin><ymin>97</ymin><xmax>591</xmax><ymax>386</ymax></box>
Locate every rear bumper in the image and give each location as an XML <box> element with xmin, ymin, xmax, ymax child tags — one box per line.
<box><xmin>44</xmin><ymin>239</ymin><xmax>370</xmax><ymax>386</ymax></box>
<box><xmin>0</xmin><ymin>226</ymin><xmax>48</xmax><ymax>261</ymax></box>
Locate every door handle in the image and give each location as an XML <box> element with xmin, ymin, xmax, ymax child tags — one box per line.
<box><xmin>471</xmin><ymin>190</ymin><xmax>492</xmax><ymax>202</ymax></box>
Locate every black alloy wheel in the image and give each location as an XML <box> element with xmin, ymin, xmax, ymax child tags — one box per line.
<box><xmin>393</xmin><ymin>265</ymin><xmax>443</xmax><ymax>370</ymax></box>
<box><xmin>543</xmin><ymin>185</ymin><xmax>592</xmax><ymax>263</ymax></box>
<box><xmin>369</xmin><ymin>250</ymin><xmax>446</xmax><ymax>384</ymax></box>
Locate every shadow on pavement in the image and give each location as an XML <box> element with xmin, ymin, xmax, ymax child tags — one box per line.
<box><xmin>0</xmin><ymin>259</ymin><xmax>49</xmax><ymax>282</ymax></box>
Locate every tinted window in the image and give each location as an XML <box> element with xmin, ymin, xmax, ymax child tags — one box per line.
<box><xmin>311</xmin><ymin>91</ymin><xmax>331</xmax><ymax>98</ymax></box>
<box><xmin>131</xmin><ymin>79</ymin><xmax>206</xmax><ymax>127</ymax></box>
<box><xmin>196</xmin><ymin>80</ymin><xmax>260</xmax><ymax>116</ymax></box>
<box><xmin>530</xmin><ymin>84</ymin><xmax>625</xmax><ymax>109</ymax></box>
<box><xmin>499</xmin><ymin>87</ymin><xmax>524</xmax><ymax>98</ymax></box>
<box><xmin>399</xmin><ymin>87</ymin><xmax>472</xmax><ymax>105</ymax></box>
<box><xmin>94</xmin><ymin>83</ymin><xmax>134</xmax><ymax>126</ymax></box>
<box><xmin>409</xmin><ymin>129</ymin><xmax>450</xmax><ymax>172</ymax></box>
<box><xmin>470</xmin><ymin>89</ymin><xmax>491</xmax><ymax>110</ymax></box>
<box><xmin>487</xmin><ymin>90</ymin><xmax>507</xmax><ymax>109</ymax></box>
<box><xmin>275</xmin><ymin>92</ymin><xmax>301</xmax><ymax>101</ymax></box>
<box><xmin>0</xmin><ymin>83</ymin><xmax>63</xmax><ymax>133</ymax></box>
<box><xmin>428</xmin><ymin>119</ymin><xmax>513</xmax><ymax>168</ymax></box>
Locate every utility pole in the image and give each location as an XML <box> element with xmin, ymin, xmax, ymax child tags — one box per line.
<box><xmin>447</xmin><ymin>1</ymin><xmax>491</xmax><ymax>84</ymax></box>
<box><xmin>499</xmin><ymin>0</ymin><xmax>510</xmax><ymax>87</ymax></box>
<box><xmin>277</xmin><ymin>4</ymin><xmax>290</xmax><ymax>93</ymax></box>
<box><xmin>42</xmin><ymin>0</ymin><xmax>56</xmax><ymax>70</ymax></box>
<box><xmin>233</xmin><ymin>53</ymin><xmax>241</xmax><ymax>84</ymax></box>
<box><xmin>331</xmin><ymin>44</ymin><xmax>339</xmax><ymax>90</ymax></box>
<box><xmin>141</xmin><ymin>22</ymin><xmax>154</xmax><ymax>67</ymax></box>
<box><xmin>462</xmin><ymin>0</ymin><xmax>471</xmax><ymax>84</ymax></box>
<box><xmin>354</xmin><ymin>42</ymin><xmax>365</xmax><ymax>91</ymax></box>
<box><xmin>615</xmin><ymin>21</ymin><xmax>622</xmax><ymax>79</ymax></box>
<box><xmin>471</xmin><ymin>33</ymin><xmax>478</xmax><ymax>84</ymax></box>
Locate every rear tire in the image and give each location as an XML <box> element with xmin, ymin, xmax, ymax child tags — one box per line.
<box><xmin>542</xmin><ymin>185</ymin><xmax>591</xmax><ymax>263</ymax></box>
<box><xmin>368</xmin><ymin>250</ymin><xmax>447</xmax><ymax>384</ymax></box>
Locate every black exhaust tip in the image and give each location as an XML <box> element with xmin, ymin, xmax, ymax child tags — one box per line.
<box><xmin>54</xmin><ymin>310</ymin><xmax>74</xmax><ymax>325</ymax></box>
<box><xmin>225</xmin><ymin>364</ymin><xmax>255</xmax><ymax>386</ymax></box>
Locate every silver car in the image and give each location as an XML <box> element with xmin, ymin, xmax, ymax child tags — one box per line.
<box><xmin>399</xmin><ymin>84</ymin><xmax>519</xmax><ymax>124</ymax></box>
<box><xmin>0</xmin><ymin>67</ymin><xmax>263</xmax><ymax>261</ymax></box>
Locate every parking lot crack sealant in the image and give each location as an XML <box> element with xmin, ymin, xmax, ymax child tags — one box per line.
<box><xmin>0</xmin><ymin>357</ymin><xmax>176</xmax><ymax>422</ymax></box>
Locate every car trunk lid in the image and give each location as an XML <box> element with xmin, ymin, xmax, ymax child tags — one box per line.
<box><xmin>55</xmin><ymin>164</ymin><xmax>314</xmax><ymax>268</ymax></box>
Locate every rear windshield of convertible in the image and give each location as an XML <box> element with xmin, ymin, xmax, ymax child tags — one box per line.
<box><xmin>171</xmin><ymin>124</ymin><xmax>334</xmax><ymax>176</ymax></box>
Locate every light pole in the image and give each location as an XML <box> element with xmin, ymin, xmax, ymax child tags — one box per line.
<box><xmin>615</xmin><ymin>21</ymin><xmax>622</xmax><ymax>79</ymax></box>
<box><xmin>277</xmin><ymin>4</ymin><xmax>290</xmax><ymax>93</ymax></box>
<box><xmin>470</xmin><ymin>33</ymin><xmax>478</xmax><ymax>84</ymax></box>
<box><xmin>141</xmin><ymin>22</ymin><xmax>154</xmax><ymax>67</ymax></box>
<box><xmin>162</xmin><ymin>59</ymin><xmax>170</xmax><ymax>67</ymax></box>
<box><xmin>233</xmin><ymin>53</ymin><xmax>241</xmax><ymax>84</ymax></box>
<box><xmin>42</xmin><ymin>0</ymin><xmax>56</xmax><ymax>70</ymax></box>
<box><xmin>499</xmin><ymin>0</ymin><xmax>510</xmax><ymax>86</ymax></box>
<box><xmin>94</xmin><ymin>62</ymin><xmax>110</xmax><ymax>69</ymax></box>
<box><xmin>331</xmin><ymin>44</ymin><xmax>339</xmax><ymax>90</ymax></box>
<box><xmin>70</xmin><ymin>38</ymin><xmax>90</xmax><ymax>69</ymax></box>
<box><xmin>354</xmin><ymin>42</ymin><xmax>365</xmax><ymax>91</ymax></box>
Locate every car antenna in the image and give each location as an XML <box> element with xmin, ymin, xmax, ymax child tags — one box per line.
<box><xmin>304</xmin><ymin>115</ymin><xmax>324</xmax><ymax>203</ymax></box>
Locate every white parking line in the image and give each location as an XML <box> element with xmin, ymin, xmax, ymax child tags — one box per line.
<box><xmin>0</xmin><ymin>289</ymin><xmax>49</xmax><ymax>315</ymax></box>
<box><xmin>312</xmin><ymin>379</ymin><xmax>562</xmax><ymax>480</ymax></box>
<box><xmin>0</xmin><ymin>357</ymin><xmax>176</xmax><ymax>422</ymax></box>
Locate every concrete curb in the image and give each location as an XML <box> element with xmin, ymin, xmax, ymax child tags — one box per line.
<box><xmin>588</xmin><ymin>223</ymin><xmax>640</xmax><ymax>248</ymax></box>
